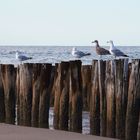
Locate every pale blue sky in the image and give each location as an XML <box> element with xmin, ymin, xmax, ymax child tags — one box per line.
<box><xmin>0</xmin><ymin>0</ymin><xmax>140</xmax><ymax>45</ymax></box>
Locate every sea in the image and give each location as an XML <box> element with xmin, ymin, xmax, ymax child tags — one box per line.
<box><xmin>0</xmin><ymin>45</ymin><xmax>140</xmax><ymax>66</ymax></box>
<box><xmin>2</xmin><ymin>45</ymin><xmax>140</xmax><ymax>135</ymax></box>
<box><xmin>49</xmin><ymin>108</ymin><xmax>90</xmax><ymax>135</ymax></box>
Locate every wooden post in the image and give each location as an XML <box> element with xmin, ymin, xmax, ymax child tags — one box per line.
<box><xmin>53</xmin><ymin>63</ymin><xmax>59</xmax><ymax>129</ymax></box>
<box><xmin>125</xmin><ymin>59</ymin><xmax>140</xmax><ymax>140</ymax></box>
<box><xmin>137</xmin><ymin>112</ymin><xmax>140</xmax><ymax>140</ymax></box>
<box><xmin>0</xmin><ymin>65</ymin><xmax>5</xmax><ymax>122</ymax></box>
<box><xmin>90</xmin><ymin>60</ymin><xmax>100</xmax><ymax>135</ymax></box>
<box><xmin>31</xmin><ymin>64</ymin><xmax>41</xmax><ymax>127</ymax></box>
<box><xmin>115</xmin><ymin>59</ymin><xmax>129</xmax><ymax>139</ymax></box>
<box><xmin>98</xmin><ymin>60</ymin><xmax>106</xmax><ymax>136</ymax></box>
<box><xmin>59</xmin><ymin>62</ymin><xmax>69</xmax><ymax>130</ymax></box>
<box><xmin>50</xmin><ymin>64</ymin><xmax>59</xmax><ymax>107</ymax></box>
<box><xmin>49</xmin><ymin>66</ymin><xmax>56</xmax><ymax>107</ymax></box>
<box><xmin>54</xmin><ymin>62</ymin><xmax>69</xmax><ymax>130</ymax></box>
<box><xmin>1</xmin><ymin>64</ymin><xmax>16</xmax><ymax>124</ymax></box>
<box><xmin>123</xmin><ymin>59</ymin><xmax>129</xmax><ymax>120</ymax></box>
<box><xmin>38</xmin><ymin>64</ymin><xmax>52</xmax><ymax>128</ymax></box>
<box><xmin>81</xmin><ymin>65</ymin><xmax>92</xmax><ymax>111</ymax></box>
<box><xmin>19</xmin><ymin>63</ymin><xmax>32</xmax><ymax>126</ymax></box>
<box><xmin>105</xmin><ymin>60</ymin><xmax>116</xmax><ymax>138</ymax></box>
<box><xmin>16</xmin><ymin>65</ymin><xmax>20</xmax><ymax>125</ymax></box>
<box><xmin>32</xmin><ymin>63</ymin><xmax>52</xmax><ymax>128</ymax></box>
<box><xmin>69</xmin><ymin>60</ymin><xmax>82</xmax><ymax>133</ymax></box>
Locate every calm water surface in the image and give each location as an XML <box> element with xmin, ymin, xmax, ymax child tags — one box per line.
<box><xmin>0</xmin><ymin>45</ymin><xmax>140</xmax><ymax>65</ymax></box>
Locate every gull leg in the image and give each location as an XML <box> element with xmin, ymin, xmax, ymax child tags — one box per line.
<box><xmin>112</xmin><ymin>55</ymin><xmax>115</xmax><ymax>59</ymax></box>
<box><xmin>99</xmin><ymin>55</ymin><xmax>101</xmax><ymax>60</ymax></box>
<box><xmin>100</xmin><ymin>55</ymin><xmax>102</xmax><ymax>60</ymax></box>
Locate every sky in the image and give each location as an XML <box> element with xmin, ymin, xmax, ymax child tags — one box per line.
<box><xmin>0</xmin><ymin>0</ymin><xmax>140</xmax><ymax>46</ymax></box>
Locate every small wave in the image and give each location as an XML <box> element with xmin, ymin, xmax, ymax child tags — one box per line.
<box><xmin>0</xmin><ymin>45</ymin><xmax>140</xmax><ymax>65</ymax></box>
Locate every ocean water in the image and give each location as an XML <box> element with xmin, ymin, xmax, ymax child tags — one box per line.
<box><xmin>0</xmin><ymin>45</ymin><xmax>140</xmax><ymax>65</ymax></box>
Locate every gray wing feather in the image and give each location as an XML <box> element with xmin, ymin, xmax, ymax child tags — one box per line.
<box><xmin>75</xmin><ymin>51</ymin><xmax>90</xmax><ymax>58</ymax></box>
<box><xmin>112</xmin><ymin>49</ymin><xmax>126</xmax><ymax>56</ymax></box>
<box><xmin>75</xmin><ymin>51</ymin><xmax>85</xmax><ymax>56</ymax></box>
<box><xmin>18</xmin><ymin>55</ymin><xmax>31</xmax><ymax>61</ymax></box>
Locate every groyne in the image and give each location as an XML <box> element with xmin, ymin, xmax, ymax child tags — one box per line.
<box><xmin>0</xmin><ymin>59</ymin><xmax>139</xmax><ymax>140</ymax></box>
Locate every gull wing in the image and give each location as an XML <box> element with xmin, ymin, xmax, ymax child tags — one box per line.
<box><xmin>111</xmin><ymin>49</ymin><xmax>127</xmax><ymax>57</ymax></box>
<box><xmin>96</xmin><ymin>47</ymin><xmax>110</xmax><ymax>55</ymax></box>
<box><xmin>75</xmin><ymin>51</ymin><xmax>85</xmax><ymax>56</ymax></box>
<box><xmin>18</xmin><ymin>55</ymin><xmax>31</xmax><ymax>61</ymax></box>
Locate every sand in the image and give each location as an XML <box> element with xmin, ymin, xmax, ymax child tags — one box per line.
<box><xmin>0</xmin><ymin>123</ymin><xmax>118</xmax><ymax>140</ymax></box>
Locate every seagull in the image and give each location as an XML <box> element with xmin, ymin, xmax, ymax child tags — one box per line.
<box><xmin>71</xmin><ymin>47</ymin><xmax>91</xmax><ymax>58</ymax></box>
<box><xmin>16</xmin><ymin>51</ymin><xmax>32</xmax><ymax>61</ymax></box>
<box><xmin>107</xmin><ymin>40</ymin><xmax>128</xmax><ymax>57</ymax></box>
<box><xmin>92</xmin><ymin>40</ymin><xmax>110</xmax><ymax>56</ymax></box>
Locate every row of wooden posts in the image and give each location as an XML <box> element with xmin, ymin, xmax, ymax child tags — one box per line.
<box><xmin>0</xmin><ymin>59</ymin><xmax>139</xmax><ymax>140</ymax></box>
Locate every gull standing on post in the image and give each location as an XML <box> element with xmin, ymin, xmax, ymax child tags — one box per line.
<box><xmin>16</xmin><ymin>51</ymin><xmax>32</xmax><ymax>62</ymax></box>
<box><xmin>92</xmin><ymin>40</ymin><xmax>110</xmax><ymax>58</ymax></box>
<box><xmin>107</xmin><ymin>40</ymin><xmax>128</xmax><ymax>57</ymax></box>
<box><xmin>71</xmin><ymin>47</ymin><xmax>91</xmax><ymax>58</ymax></box>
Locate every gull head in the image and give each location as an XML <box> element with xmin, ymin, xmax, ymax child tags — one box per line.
<box><xmin>91</xmin><ymin>40</ymin><xmax>99</xmax><ymax>46</ymax></box>
<box><xmin>72</xmin><ymin>47</ymin><xmax>78</xmax><ymax>56</ymax></box>
<box><xmin>92</xmin><ymin>40</ymin><xmax>98</xmax><ymax>43</ymax></box>
<box><xmin>15</xmin><ymin>50</ymin><xmax>21</xmax><ymax>55</ymax></box>
<box><xmin>15</xmin><ymin>51</ymin><xmax>19</xmax><ymax>59</ymax></box>
<box><xmin>15</xmin><ymin>50</ymin><xmax>22</xmax><ymax>59</ymax></box>
<box><xmin>72</xmin><ymin>47</ymin><xmax>77</xmax><ymax>52</ymax></box>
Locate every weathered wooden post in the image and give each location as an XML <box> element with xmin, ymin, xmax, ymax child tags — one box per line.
<box><xmin>115</xmin><ymin>59</ymin><xmax>129</xmax><ymax>139</ymax></box>
<box><xmin>31</xmin><ymin>64</ymin><xmax>41</xmax><ymax>127</ymax></box>
<box><xmin>69</xmin><ymin>60</ymin><xmax>82</xmax><ymax>133</ymax></box>
<box><xmin>90</xmin><ymin>60</ymin><xmax>100</xmax><ymax>135</ymax></box>
<box><xmin>38</xmin><ymin>64</ymin><xmax>52</xmax><ymax>128</ymax></box>
<box><xmin>98</xmin><ymin>60</ymin><xmax>106</xmax><ymax>136</ymax></box>
<box><xmin>137</xmin><ymin>112</ymin><xmax>140</xmax><ymax>140</ymax></box>
<box><xmin>16</xmin><ymin>65</ymin><xmax>20</xmax><ymax>125</ymax></box>
<box><xmin>1</xmin><ymin>64</ymin><xmax>16</xmax><ymax>124</ymax></box>
<box><xmin>0</xmin><ymin>65</ymin><xmax>5</xmax><ymax>122</ymax></box>
<box><xmin>53</xmin><ymin>62</ymin><xmax>69</xmax><ymax>130</ymax></box>
<box><xmin>105</xmin><ymin>60</ymin><xmax>116</xmax><ymax>138</ymax></box>
<box><xmin>125</xmin><ymin>59</ymin><xmax>140</xmax><ymax>140</ymax></box>
<box><xmin>50</xmin><ymin>64</ymin><xmax>58</xmax><ymax>107</ymax></box>
<box><xmin>52</xmin><ymin>63</ymin><xmax>59</xmax><ymax>129</ymax></box>
<box><xmin>123</xmin><ymin>59</ymin><xmax>129</xmax><ymax>120</ymax></box>
<box><xmin>81</xmin><ymin>65</ymin><xmax>92</xmax><ymax>111</ymax></box>
<box><xmin>19</xmin><ymin>63</ymin><xmax>33</xmax><ymax>126</ymax></box>
<box><xmin>49</xmin><ymin>65</ymin><xmax>56</xmax><ymax>107</ymax></box>
<box><xmin>123</xmin><ymin>59</ymin><xmax>129</xmax><ymax>139</ymax></box>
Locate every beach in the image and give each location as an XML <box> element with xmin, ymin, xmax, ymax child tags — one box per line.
<box><xmin>0</xmin><ymin>123</ymin><xmax>118</xmax><ymax>140</ymax></box>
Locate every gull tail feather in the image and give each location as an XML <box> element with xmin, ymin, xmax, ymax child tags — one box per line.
<box><xmin>85</xmin><ymin>53</ymin><xmax>91</xmax><ymax>56</ymax></box>
<box><xmin>123</xmin><ymin>54</ymin><xmax>129</xmax><ymax>57</ymax></box>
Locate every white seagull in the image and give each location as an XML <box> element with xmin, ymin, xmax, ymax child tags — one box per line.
<box><xmin>107</xmin><ymin>40</ymin><xmax>128</xmax><ymax>57</ymax></box>
<box><xmin>71</xmin><ymin>47</ymin><xmax>91</xmax><ymax>58</ymax></box>
<box><xmin>16</xmin><ymin>51</ymin><xmax>32</xmax><ymax>61</ymax></box>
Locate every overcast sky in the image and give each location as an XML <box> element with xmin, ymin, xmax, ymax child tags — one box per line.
<box><xmin>0</xmin><ymin>0</ymin><xmax>140</xmax><ymax>46</ymax></box>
